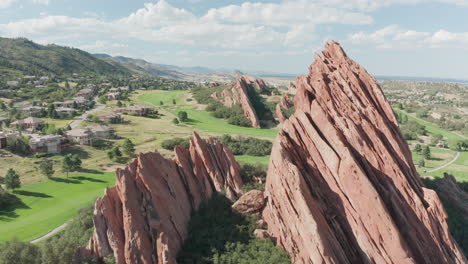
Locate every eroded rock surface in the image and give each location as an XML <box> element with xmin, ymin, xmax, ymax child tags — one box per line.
<box><xmin>88</xmin><ymin>132</ymin><xmax>243</xmax><ymax>264</ymax></box>
<box><xmin>212</xmin><ymin>76</ymin><xmax>262</xmax><ymax>128</ymax></box>
<box><xmin>232</xmin><ymin>190</ymin><xmax>265</xmax><ymax>215</ymax></box>
<box><xmin>275</xmin><ymin>95</ymin><xmax>294</xmax><ymax>123</ymax></box>
<box><xmin>263</xmin><ymin>41</ymin><xmax>467</xmax><ymax>264</ymax></box>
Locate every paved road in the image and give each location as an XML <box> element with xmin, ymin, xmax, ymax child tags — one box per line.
<box><xmin>30</xmin><ymin>221</ymin><xmax>70</xmax><ymax>243</ymax></box>
<box><xmin>427</xmin><ymin>151</ymin><xmax>461</xmax><ymax>173</ymax></box>
<box><xmin>69</xmin><ymin>102</ymin><xmax>105</xmax><ymax>129</ymax></box>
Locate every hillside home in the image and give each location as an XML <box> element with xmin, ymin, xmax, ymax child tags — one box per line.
<box><xmin>97</xmin><ymin>112</ymin><xmax>122</xmax><ymax>123</ymax></box>
<box><xmin>115</xmin><ymin>105</ymin><xmax>154</xmax><ymax>116</ymax></box>
<box><xmin>76</xmin><ymin>88</ymin><xmax>94</xmax><ymax>98</ymax></box>
<box><xmin>29</xmin><ymin>134</ymin><xmax>63</xmax><ymax>154</ymax></box>
<box><xmin>19</xmin><ymin>106</ymin><xmax>46</xmax><ymax>117</ymax></box>
<box><xmin>6</xmin><ymin>81</ymin><xmax>19</xmax><ymax>87</ymax></box>
<box><xmin>56</xmin><ymin>107</ymin><xmax>77</xmax><ymax>117</ymax></box>
<box><xmin>11</xmin><ymin>117</ymin><xmax>44</xmax><ymax>131</ymax></box>
<box><xmin>89</xmin><ymin>125</ymin><xmax>115</xmax><ymax>139</ymax></box>
<box><xmin>0</xmin><ymin>133</ymin><xmax>6</xmax><ymax>149</ymax></box>
<box><xmin>107</xmin><ymin>92</ymin><xmax>121</xmax><ymax>101</ymax></box>
<box><xmin>66</xmin><ymin>128</ymin><xmax>96</xmax><ymax>145</ymax></box>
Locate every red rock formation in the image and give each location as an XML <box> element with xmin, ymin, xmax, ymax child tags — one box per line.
<box><xmin>212</xmin><ymin>76</ymin><xmax>261</xmax><ymax>128</ymax></box>
<box><xmin>288</xmin><ymin>81</ymin><xmax>297</xmax><ymax>94</ymax></box>
<box><xmin>232</xmin><ymin>190</ymin><xmax>265</xmax><ymax>215</ymax></box>
<box><xmin>275</xmin><ymin>95</ymin><xmax>294</xmax><ymax>123</ymax></box>
<box><xmin>88</xmin><ymin>132</ymin><xmax>243</xmax><ymax>264</ymax></box>
<box><xmin>263</xmin><ymin>41</ymin><xmax>466</xmax><ymax>264</ymax></box>
<box><xmin>433</xmin><ymin>174</ymin><xmax>468</xmax><ymax>219</ymax></box>
<box><xmin>253</xmin><ymin>78</ymin><xmax>267</xmax><ymax>93</ymax></box>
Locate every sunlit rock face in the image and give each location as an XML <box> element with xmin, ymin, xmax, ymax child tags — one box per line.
<box><xmin>263</xmin><ymin>41</ymin><xmax>467</xmax><ymax>264</ymax></box>
<box><xmin>87</xmin><ymin>132</ymin><xmax>243</xmax><ymax>264</ymax></box>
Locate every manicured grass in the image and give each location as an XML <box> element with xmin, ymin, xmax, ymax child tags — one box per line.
<box><xmin>41</xmin><ymin>118</ymin><xmax>73</xmax><ymax>129</ymax></box>
<box><xmin>174</xmin><ymin>106</ymin><xmax>278</xmax><ymax>138</ymax></box>
<box><xmin>0</xmin><ymin>172</ymin><xmax>115</xmax><ymax>242</ymax></box>
<box><xmin>138</xmin><ymin>90</ymin><xmax>188</xmax><ymax>106</ymax></box>
<box><xmin>422</xmin><ymin>151</ymin><xmax>468</xmax><ymax>182</ymax></box>
<box><xmin>411</xmin><ymin>147</ymin><xmax>457</xmax><ymax>170</ymax></box>
<box><xmin>235</xmin><ymin>155</ymin><xmax>270</xmax><ymax>167</ymax></box>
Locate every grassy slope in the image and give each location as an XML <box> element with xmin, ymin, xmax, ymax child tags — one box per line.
<box><xmin>137</xmin><ymin>90</ymin><xmax>278</xmax><ymax>139</ymax></box>
<box><xmin>235</xmin><ymin>155</ymin><xmax>270</xmax><ymax>167</ymax></box>
<box><xmin>0</xmin><ymin>172</ymin><xmax>115</xmax><ymax>241</ymax></box>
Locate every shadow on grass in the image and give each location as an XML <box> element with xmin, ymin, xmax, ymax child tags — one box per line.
<box><xmin>61</xmin><ymin>147</ymin><xmax>90</xmax><ymax>159</ymax></box>
<box><xmin>0</xmin><ymin>193</ymin><xmax>29</xmax><ymax>220</ymax></box>
<box><xmin>78</xmin><ymin>168</ymin><xmax>104</xmax><ymax>174</ymax></box>
<box><xmin>71</xmin><ymin>176</ymin><xmax>106</xmax><ymax>183</ymax></box>
<box><xmin>13</xmin><ymin>190</ymin><xmax>52</xmax><ymax>198</ymax></box>
<box><xmin>50</xmin><ymin>177</ymin><xmax>81</xmax><ymax>184</ymax></box>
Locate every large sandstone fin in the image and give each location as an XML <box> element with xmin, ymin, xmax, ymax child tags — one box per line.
<box><xmin>263</xmin><ymin>41</ymin><xmax>467</xmax><ymax>264</ymax></box>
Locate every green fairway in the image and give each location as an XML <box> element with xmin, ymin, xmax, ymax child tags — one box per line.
<box><xmin>138</xmin><ymin>90</ymin><xmax>189</xmax><ymax>106</ymax></box>
<box><xmin>422</xmin><ymin>151</ymin><xmax>468</xmax><ymax>182</ymax></box>
<box><xmin>395</xmin><ymin>109</ymin><xmax>465</xmax><ymax>147</ymax></box>
<box><xmin>174</xmin><ymin>106</ymin><xmax>278</xmax><ymax>138</ymax></box>
<box><xmin>235</xmin><ymin>155</ymin><xmax>270</xmax><ymax>167</ymax></box>
<box><xmin>0</xmin><ymin>172</ymin><xmax>115</xmax><ymax>242</ymax></box>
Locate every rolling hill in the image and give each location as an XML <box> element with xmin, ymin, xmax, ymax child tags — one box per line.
<box><xmin>0</xmin><ymin>37</ymin><xmax>131</xmax><ymax>79</ymax></box>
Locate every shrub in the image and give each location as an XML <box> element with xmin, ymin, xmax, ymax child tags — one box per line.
<box><xmin>161</xmin><ymin>137</ymin><xmax>190</xmax><ymax>150</ymax></box>
<box><xmin>177</xmin><ymin>111</ymin><xmax>188</xmax><ymax>122</ymax></box>
<box><xmin>217</xmin><ymin>135</ymin><xmax>272</xmax><ymax>156</ymax></box>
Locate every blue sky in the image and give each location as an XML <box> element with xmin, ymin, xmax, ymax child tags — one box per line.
<box><xmin>0</xmin><ymin>0</ymin><xmax>467</xmax><ymax>79</ymax></box>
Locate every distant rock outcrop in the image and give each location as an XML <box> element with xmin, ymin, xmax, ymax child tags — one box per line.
<box><xmin>275</xmin><ymin>95</ymin><xmax>294</xmax><ymax>123</ymax></box>
<box><xmin>211</xmin><ymin>76</ymin><xmax>262</xmax><ymax>128</ymax></box>
<box><xmin>263</xmin><ymin>41</ymin><xmax>467</xmax><ymax>264</ymax></box>
<box><xmin>433</xmin><ymin>174</ymin><xmax>468</xmax><ymax>219</ymax></box>
<box><xmin>87</xmin><ymin>132</ymin><xmax>243</xmax><ymax>264</ymax></box>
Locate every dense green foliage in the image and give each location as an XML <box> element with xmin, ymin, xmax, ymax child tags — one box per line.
<box><xmin>6</xmin><ymin>136</ymin><xmax>31</xmax><ymax>156</ymax></box>
<box><xmin>240</xmin><ymin>163</ymin><xmax>267</xmax><ymax>192</ymax></box>
<box><xmin>178</xmin><ymin>111</ymin><xmax>189</xmax><ymax>122</ymax></box>
<box><xmin>161</xmin><ymin>137</ymin><xmax>190</xmax><ymax>150</ymax></box>
<box><xmin>38</xmin><ymin>158</ymin><xmax>54</xmax><ymax>178</ymax></box>
<box><xmin>0</xmin><ymin>37</ymin><xmax>130</xmax><ymax>78</ymax></box>
<box><xmin>0</xmin><ymin>205</ymin><xmax>105</xmax><ymax>264</ymax></box>
<box><xmin>216</xmin><ymin>135</ymin><xmax>272</xmax><ymax>156</ymax></box>
<box><xmin>122</xmin><ymin>139</ymin><xmax>136</xmax><ymax>156</ymax></box>
<box><xmin>423</xmin><ymin>175</ymin><xmax>468</xmax><ymax>256</ymax></box>
<box><xmin>206</xmin><ymin>101</ymin><xmax>252</xmax><ymax>127</ymax></box>
<box><xmin>177</xmin><ymin>194</ymin><xmax>290</xmax><ymax>264</ymax></box>
<box><xmin>5</xmin><ymin>168</ymin><xmax>21</xmax><ymax>190</ymax></box>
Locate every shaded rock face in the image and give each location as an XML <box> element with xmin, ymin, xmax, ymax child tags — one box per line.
<box><xmin>433</xmin><ymin>174</ymin><xmax>468</xmax><ymax>219</ymax></box>
<box><xmin>213</xmin><ymin>76</ymin><xmax>262</xmax><ymax>128</ymax></box>
<box><xmin>253</xmin><ymin>79</ymin><xmax>267</xmax><ymax>93</ymax></box>
<box><xmin>263</xmin><ymin>41</ymin><xmax>466</xmax><ymax>264</ymax></box>
<box><xmin>275</xmin><ymin>95</ymin><xmax>294</xmax><ymax>123</ymax></box>
<box><xmin>232</xmin><ymin>190</ymin><xmax>266</xmax><ymax>215</ymax></box>
<box><xmin>288</xmin><ymin>81</ymin><xmax>297</xmax><ymax>95</ymax></box>
<box><xmin>88</xmin><ymin>132</ymin><xmax>243</xmax><ymax>264</ymax></box>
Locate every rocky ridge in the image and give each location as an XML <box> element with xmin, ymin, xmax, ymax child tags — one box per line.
<box><xmin>87</xmin><ymin>132</ymin><xmax>243</xmax><ymax>264</ymax></box>
<box><xmin>275</xmin><ymin>95</ymin><xmax>294</xmax><ymax>123</ymax></box>
<box><xmin>211</xmin><ymin>76</ymin><xmax>262</xmax><ymax>128</ymax></box>
<box><xmin>262</xmin><ymin>41</ymin><xmax>467</xmax><ymax>264</ymax></box>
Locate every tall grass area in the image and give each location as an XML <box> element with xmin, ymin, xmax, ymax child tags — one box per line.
<box><xmin>0</xmin><ymin>172</ymin><xmax>115</xmax><ymax>242</ymax></box>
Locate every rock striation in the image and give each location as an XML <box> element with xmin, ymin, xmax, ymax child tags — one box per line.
<box><xmin>211</xmin><ymin>76</ymin><xmax>262</xmax><ymax>128</ymax></box>
<box><xmin>275</xmin><ymin>95</ymin><xmax>294</xmax><ymax>123</ymax></box>
<box><xmin>288</xmin><ymin>81</ymin><xmax>297</xmax><ymax>95</ymax></box>
<box><xmin>262</xmin><ymin>41</ymin><xmax>467</xmax><ymax>264</ymax></box>
<box><xmin>88</xmin><ymin>132</ymin><xmax>243</xmax><ymax>264</ymax></box>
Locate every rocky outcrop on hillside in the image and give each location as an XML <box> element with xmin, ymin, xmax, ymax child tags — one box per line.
<box><xmin>288</xmin><ymin>81</ymin><xmax>297</xmax><ymax>94</ymax></box>
<box><xmin>262</xmin><ymin>41</ymin><xmax>467</xmax><ymax>264</ymax></box>
<box><xmin>232</xmin><ymin>190</ymin><xmax>266</xmax><ymax>215</ymax></box>
<box><xmin>211</xmin><ymin>76</ymin><xmax>261</xmax><ymax>128</ymax></box>
<box><xmin>87</xmin><ymin>132</ymin><xmax>243</xmax><ymax>264</ymax></box>
<box><xmin>275</xmin><ymin>95</ymin><xmax>294</xmax><ymax>123</ymax></box>
<box><xmin>253</xmin><ymin>78</ymin><xmax>267</xmax><ymax>93</ymax></box>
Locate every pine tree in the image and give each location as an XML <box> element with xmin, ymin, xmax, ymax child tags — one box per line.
<box><xmin>122</xmin><ymin>139</ymin><xmax>136</xmax><ymax>156</ymax></box>
<box><xmin>39</xmin><ymin>158</ymin><xmax>54</xmax><ymax>178</ymax></box>
<box><xmin>5</xmin><ymin>168</ymin><xmax>21</xmax><ymax>190</ymax></box>
<box><xmin>422</xmin><ymin>146</ymin><xmax>431</xmax><ymax>159</ymax></box>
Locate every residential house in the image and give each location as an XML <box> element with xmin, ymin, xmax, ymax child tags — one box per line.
<box><xmin>35</xmin><ymin>85</ymin><xmax>47</xmax><ymax>89</ymax></box>
<box><xmin>66</xmin><ymin>125</ymin><xmax>114</xmax><ymax>145</ymax></box>
<box><xmin>19</xmin><ymin>106</ymin><xmax>46</xmax><ymax>117</ymax></box>
<box><xmin>115</xmin><ymin>105</ymin><xmax>154</xmax><ymax>116</ymax></box>
<box><xmin>6</xmin><ymin>81</ymin><xmax>19</xmax><ymax>87</ymax></box>
<box><xmin>53</xmin><ymin>97</ymin><xmax>90</xmax><ymax>108</ymax></box>
<box><xmin>0</xmin><ymin>133</ymin><xmax>6</xmax><ymax>149</ymax></box>
<box><xmin>11</xmin><ymin>117</ymin><xmax>44</xmax><ymax>131</ymax></box>
<box><xmin>97</xmin><ymin>112</ymin><xmax>122</xmax><ymax>123</ymax></box>
<box><xmin>56</xmin><ymin>107</ymin><xmax>77</xmax><ymax>118</ymax></box>
<box><xmin>40</xmin><ymin>76</ymin><xmax>50</xmax><ymax>81</ymax></box>
<box><xmin>76</xmin><ymin>88</ymin><xmax>94</xmax><ymax>98</ymax></box>
<box><xmin>107</xmin><ymin>92</ymin><xmax>121</xmax><ymax>101</ymax></box>
<box><xmin>23</xmin><ymin>75</ymin><xmax>36</xmax><ymax>79</ymax></box>
<box><xmin>66</xmin><ymin>128</ymin><xmax>96</xmax><ymax>145</ymax></box>
<box><xmin>89</xmin><ymin>125</ymin><xmax>115</xmax><ymax>139</ymax></box>
<box><xmin>29</xmin><ymin>134</ymin><xmax>63</xmax><ymax>154</ymax></box>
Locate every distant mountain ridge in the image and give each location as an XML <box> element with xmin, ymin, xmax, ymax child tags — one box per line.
<box><xmin>0</xmin><ymin>37</ymin><xmax>131</xmax><ymax>78</ymax></box>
